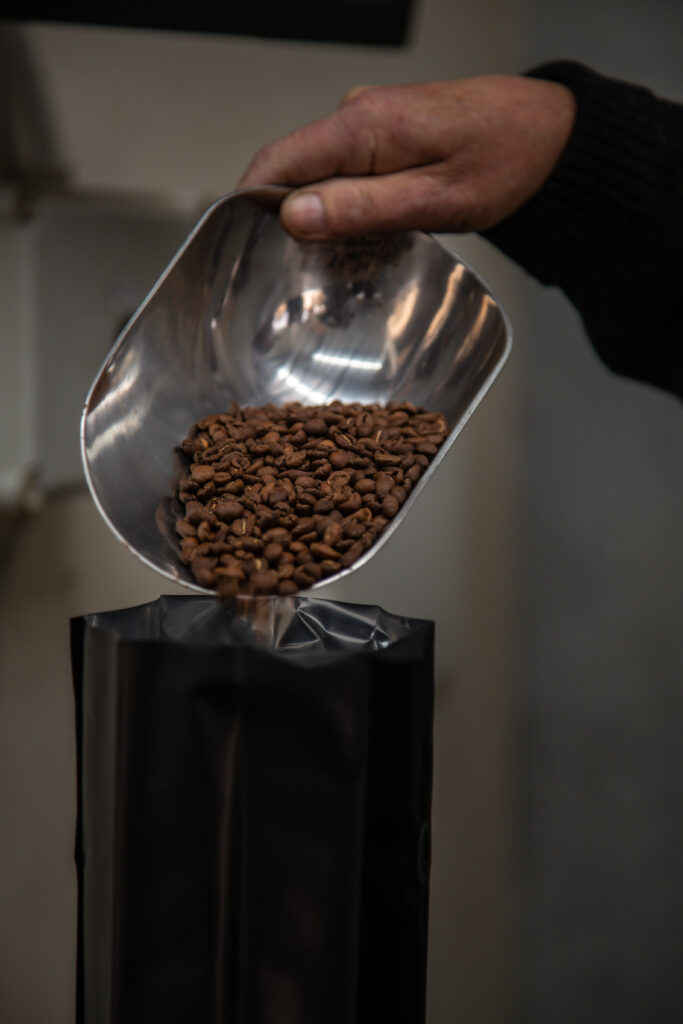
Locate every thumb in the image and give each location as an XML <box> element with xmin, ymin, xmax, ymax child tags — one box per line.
<box><xmin>280</xmin><ymin>169</ymin><xmax>454</xmax><ymax>240</ymax></box>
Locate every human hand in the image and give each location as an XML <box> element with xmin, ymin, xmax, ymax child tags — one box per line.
<box><xmin>238</xmin><ymin>75</ymin><xmax>576</xmax><ymax>239</ymax></box>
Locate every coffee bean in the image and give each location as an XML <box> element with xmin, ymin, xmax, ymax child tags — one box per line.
<box><xmin>343</xmin><ymin>520</ymin><xmax>365</xmax><ymax>540</ymax></box>
<box><xmin>263</xmin><ymin>527</ymin><xmax>290</xmax><ymax>543</ymax></box>
<box><xmin>180</xmin><ymin>536</ymin><xmax>199</xmax><ymax>560</ymax></box>
<box><xmin>215</xmin><ymin>499</ymin><xmax>244</xmax><ymax>523</ymax></box>
<box><xmin>216</xmin><ymin>577</ymin><xmax>240</xmax><ymax>599</ymax></box>
<box><xmin>292</xmin><ymin>517</ymin><xmax>315</xmax><ymax>538</ymax></box>
<box><xmin>304</xmin><ymin>417</ymin><xmax>327</xmax><ymax>436</ymax></box>
<box><xmin>263</xmin><ymin>542</ymin><xmax>284</xmax><ymax>562</ymax></box>
<box><xmin>190</xmin><ymin>464</ymin><xmax>215</xmax><ymax>483</ymax></box>
<box><xmin>355</xmin><ymin>411</ymin><xmax>375</xmax><ymax>436</ymax></box>
<box><xmin>293</xmin><ymin>566</ymin><xmax>316</xmax><ymax>588</ymax></box>
<box><xmin>250</xmin><ymin>570</ymin><xmax>279</xmax><ymax>593</ymax></box>
<box><xmin>175</xmin><ymin>518</ymin><xmax>196</xmax><ymax>538</ymax></box>
<box><xmin>196</xmin><ymin>520</ymin><xmax>213</xmax><ymax>542</ymax></box>
<box><xmin>340</xmin><ymin>541</ymin><xmax>364</xmax><ymax>568</ymax></box>
<box><xmin>185</xmin><ymin>500</ymin><xmax>214</xmax><ymax>526</ymax></box>
<box><xmin>352</xmin><ymin>507</ymin><xmax>373</xmax><ymax>524</ymax></box>
<box><xmin>329</xmin><ymin>450</ymin><xmax>350</xmax><ymax>469</ymax></box>
<box><xmin>240</xmin><ymin>536</ymin><xmax>263</xmax><ymax>553</ymax></box>
<box><xmin>338</xmin><ymin>491</ymin><xmax>362</xmax><ymax>513</ymax></box>
<box><xmin>322</xmin><ymin>521</ymin><xmax>343</xmax><ymax>546</ymax></box>
<box><xmin>194</xmin><ymin>565</ymin><xmax>217</xmax><ymax>588</ymax></box>
<box><xmin>313</xmin><ymin>498</ymin><xmax>335</xmax><ymax>515</ymax></box>
<box><xmin>171</xmin><ymin>399</ymin><xmax>448</xmax><ymax>598</ymax></box>
<box><xmin>382</xmin><ymin>494</ymin><xmax>400</xmax><ymax>518</ymax></box>
<box><xmin>362</xmin><ymin>496</ymin><xmax>383</xmax><ymax>515</ymax></box>
<box><xmin>310</xmin><ymin>542</ymin><xmax>339</xmax><ymax>561</ymax></box>
<box><xmin>295</xmin><ymin>547</ymin><xmax>312</xmax><ymax>566</ymax></box>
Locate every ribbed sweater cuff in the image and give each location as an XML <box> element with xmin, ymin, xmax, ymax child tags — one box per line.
<box><xmin>483</xmin><ymin>61</ymin><xmax>667</xmax><ymax>286</ymax></box>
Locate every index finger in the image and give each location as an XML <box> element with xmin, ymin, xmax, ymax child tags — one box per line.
<box><xmin>237</xmin><ymin>104</ymin><xmax>377</xmax><ymax>189</ymax></box>
<box><xmin>237</xmin><ymin>84</ymin><xmax>425</xmax><ymax>189</ymax></box>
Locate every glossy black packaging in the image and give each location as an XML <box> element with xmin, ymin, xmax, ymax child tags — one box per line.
<box><xmin>71</xmin><ymin>595</ymin><xmax>434</xmax><ymax>1024</ymax></box>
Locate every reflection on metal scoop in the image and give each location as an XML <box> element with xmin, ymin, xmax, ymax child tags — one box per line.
<box><xmin>80</xmin><ymin>186</ymin><xmax>512</xmax><ymax>593</ymax></box>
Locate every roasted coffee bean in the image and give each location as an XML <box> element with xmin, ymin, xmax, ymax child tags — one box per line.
<box><xmin>263</xmin><ymin>526</ymin><xmax>290</xmax><ymax>543</ymax></box>
<box><xmin>313</xmin><ymin>497</ymin><xmax>335</xmax><ymax>515</ymax></box>
<box><xmin>352</xmin><ymin>507</ymin><xmax>373</xmax><ymax>523</ymax></box>
<box><xmin>190</xmin><ymin>464</ymin><xmax>215</xmax><ymax>483</ymax></box>
<box><xmin>180</xmin><ymin>536</ymin><xmax>199</xmax><ymax>560</ymax></box>
<box><xmin>340</xmin><ymin>541</ymin><xmax>364</xmax><ymax>568</ymax></box>
<box><xmin>382</xmin><ymin>494</ymin><xmax>400</xmax><ymax>518</ymax></box>
<box><xmin>175</xmin><ymin>518</ymin><xmax>196</xmax><ymax>538</ymax></box>
<box><xmin>293</xmin><ymin>566</ymin><xmax>316</xmax><ymax>588</ymax></box>
<box><xmin>292</xmin><ymin>516</ymin><xmax>315</xmax><ymax>538</ymax></box>
<box><xmin>250</xmin><ymin>570</ymin><xmax>279</xmax><ymax>593</ymax></box>
<box><xmin>362</xmin><ymin>496</ymin><xmax>383</xmax><ymax>515</ymax></box>
<box><xmin>170</xmin><ymin>399</ymin><xmax>448</xmax><ymax>598</ymax></box>
<box><xmin>295</xmin><ymin>547</ymin><xmax>312</xmax><ymax>566</ymax></box>
<box><xmin>301</xmin><ymin>561</ymin><xmax>323</xmax><ymax>581</ymax></box>
<box><xmin>322</xmin><ymin>521</ymin><xmax>343</xmax><ymax>546</ymax></box>
<box><xmin>310</xmin><ymin>542</ymin><xmax>339</xmax><ymax>561</ymax></box>
<box><xmin>304</xmin><ymin>417</ymin><xmax>327</xmax><ymax>436</ymax></box>
<box><xmin>215</xmin><ymin>499</ymin><xmax>244</xmax><ymax>523</ymax></box>
<box><xmin>343</xmin><ymin>520</ymin><xmax>365</xmax><ymax>540</ymax></box>
<box><xmin>196</xmin><ymin>520</ymin><xmax>213</xmax><ymax>542</ymax></box>
<box><xmin>240</xmin><ymin>536</ymin><xmax>263</xmax><ymax>553</ymax></box>
<box><xmin>263</xmin><ymin>542</ymin><xmax>284</xmax><ymax>562</ymax></box>
<box><xmin>328</xmin><ymin>450</ymin><xmax>350</xmax><ymax>469</ymax></box>
<box><xmin>185</xmin><ymin>500</ymin><xmax>214</xmax><ymax>526</ymax></box>
<box><xmin>338</xmin><ymin>491</ymin><xmax>362</xmax><ymax>513</ymax></box>
<box><xmin>194</xmin><ymin>565</ymin><xmax>217</xmax><ymax>588</ymax></box>
<box><xmin>216</xmin><ymin>577</ymin><xmax>240</xmax><ymax>600</ymax></box>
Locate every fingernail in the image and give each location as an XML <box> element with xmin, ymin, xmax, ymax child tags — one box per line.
<box><xmin>285</xmin><ymin>192</ymin><xmax>327</xmax><ymax>235</ymax></box>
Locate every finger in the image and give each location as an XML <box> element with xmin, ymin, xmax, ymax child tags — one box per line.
<box><xmin>338</xmin><ymin>84</ymin><xmax>375</xmax><ymax>106</ymax></box>
<box><xmin>238</xmin><ymin>86</ymin><xmax>417</xmax><ymax>189</ymax></box>
<box><xmin>279</xmin><ymin>167</ymin><xmax>471</xmax><ymax>240</ymax></box>
<box><xmin>237</xmin><ymin>107</ymin><xmax>376</xmax><ymax>189</ymax></box>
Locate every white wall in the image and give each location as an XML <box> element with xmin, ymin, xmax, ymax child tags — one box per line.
<box><xmin>0</xmin><ymin>4</ymin><xmax>526</xmax><ymax>1022</ymax></box>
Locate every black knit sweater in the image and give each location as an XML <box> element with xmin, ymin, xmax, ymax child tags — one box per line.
<box><xmin>484</xmin><ymin>61</ymin><xmax>683</xmax><ymax>400</ymax></box>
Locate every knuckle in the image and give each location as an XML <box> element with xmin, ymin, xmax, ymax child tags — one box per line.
<box><xmin>340</xmin><ymin>83</ymin><xmax>375</xmax><ymax>106</ymax></box>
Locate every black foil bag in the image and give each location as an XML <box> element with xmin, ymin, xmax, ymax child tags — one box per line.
<box><xmin>71</xmin><ymin>595</ymin><xmax>434</xmax><ymax>1024</ymax></box>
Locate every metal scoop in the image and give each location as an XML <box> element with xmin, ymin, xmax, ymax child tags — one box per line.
<box><xmin>81</xmin><ymin>186</ymin><xmax>512</xmax><ymax>593</ymax></box>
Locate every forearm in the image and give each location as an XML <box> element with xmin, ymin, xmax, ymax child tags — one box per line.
<box><xmin>483</xmin><ymin>61</ymin><xmax>683</xmax><ymax>398</ymax></box>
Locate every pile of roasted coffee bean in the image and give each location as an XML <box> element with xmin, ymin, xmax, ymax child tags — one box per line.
<box><xmin>173</xmin><ymin>400</ymin><xmax>448</xmax><ymax>599</ymax></box>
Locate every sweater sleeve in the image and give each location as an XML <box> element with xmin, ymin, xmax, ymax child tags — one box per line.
<box><xmin>483</xmin><ymin>61</ymin><xmax>683</xmax><ymax>399</ymax></box>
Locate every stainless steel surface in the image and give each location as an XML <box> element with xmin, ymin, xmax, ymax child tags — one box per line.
<box><xmin>81</xmin><ymin>186</ymin><xmax>512</xmax><ymax>593</ymax></box>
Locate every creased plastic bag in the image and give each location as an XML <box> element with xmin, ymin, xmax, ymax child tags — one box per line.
<box><xmin>71</xmin><ymin>594</ymin><xmax>434</xmax><ymax>1024</ymax></box>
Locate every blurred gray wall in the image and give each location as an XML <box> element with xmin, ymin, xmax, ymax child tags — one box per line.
<box><xmin>0</xmin><ymin>2</ymin><xmax>681</xmax><ymax>1023</ymax></box>
<box><xmin>515</xmin><ymin>3</ymin><xmax>683</xmax><ymax>1021</ymax></box>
